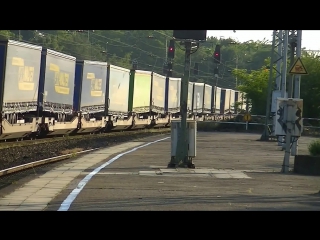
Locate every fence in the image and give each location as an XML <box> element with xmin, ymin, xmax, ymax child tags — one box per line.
<box><xmin>195</xmin><ymin>113</ymin><xmax>320</xmax><ymax>136</ymax></box>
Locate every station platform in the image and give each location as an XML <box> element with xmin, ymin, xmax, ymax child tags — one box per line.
<box><xmin>1</xmin><ymin>132</ymin><xmax>320</xmax><ymax>211</ymax></box>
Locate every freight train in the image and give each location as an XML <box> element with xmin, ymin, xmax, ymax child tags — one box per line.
<box><xmin>0</xmin><ymin>40</ymin><xmax>246</xmax><ymax>141</ymax></box>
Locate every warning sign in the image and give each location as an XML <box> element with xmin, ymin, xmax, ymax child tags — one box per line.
<box><xmin>243</xmin><ymin>113</ymin><xmax>251</xmax><ymax>122</ymax></box>
<box><xmin>288</xmin><ymin>57</ymin><xmax>308</xmax><ymax>75</ymax></box>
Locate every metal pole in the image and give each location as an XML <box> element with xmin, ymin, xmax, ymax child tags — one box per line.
<box><xmin>282</xmin><ymin>100</ymin><xmax>293</xmax><ymax>173</ymax></box>
<box><xmin>105</xmin><ymin>42</ymin><xmax>108</xmax><ymax>62</ymax></box>
<box><xmin>245</xmin><ymin>97</ymin><xmax>249</xmax><ymax>131</ymax></box>
<box><xmin>291</xmin><ymin>30</ymin><xmax>302</xmax><ymax>156</ymax></box>
<box><xmin>260</xmin><ymin>31</ymin><xmax>277</xmax><ymax>141</ymax></box>
<box><xmin>165</xmin><ymin>39</ymin><xmax>168</xmax><ymax>60</ymax></box>
<box><xmin>281</xmin><ymin>31</ymin><xmax>292</xmax><ymax>173</ymax></box>
<box><xmin>214</xmin><ymin>72</ymin><xmax>219</xmax><ymax>113</ymax></box>
<box><xmin>288</xmin><ymin>41</ymin><xmax>296</xmax><ymax>98</ymax></box>
<box><xmin>294</xmin><ymin>31</ymin><xmax>302</xmax><ymax>98</ymax></box>
<box><xmin>278</xmin><ymin>31</ymin><xmax>289</xmax><ymax>150</ymax></box>
<box><xmin>235</xmin><ymin>55</ymin><xmax>238</xmax><ymax>87</ymax></box>
<box><xmin>169</xmin><ymin>41</ymin><xmax>192</xmax><ymax>168</ymax></box>
<box><xmin>275</xmin><ymin>30</ymin><xmax>283</xmax><ymax>145</ymax></box>
<box><xmin>275</xmin><ymin>30</ymin><xmax>283</xmax><ymax>90</ymax></box>
<box><xmin>281</xmin><ymin>31</ymin><xmax>289</xmax><ymax>98</ymax></box>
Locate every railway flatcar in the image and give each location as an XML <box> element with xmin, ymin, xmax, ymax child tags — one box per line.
<box><xmin>235</xmin><ymin>90</ymin><xmax>240</xmax><ymax>113</ymax></box>
<box><xmin>39</xmin><ymin>48</ymin><xmax>76</xmax><ymax>136</ymax></box>
<box><xmin>203</xmin><ymin>83</ymin><xmax>212</xmax><ymax>114</ymax></box>
<box><xmin>166</xmin><ymin>76</ymin><xmax>181</xmax><ymax>115</ymax></box>
<box><xmin>230</xmin><ymin>89</ymin><xmax>236</xmax><ymax>113</ymax></box>
<box><xmin>234</xmin><ymin>90</ymin><xmax>246</xmax><ymax>113</ymax></box>
<box><xmin>187</xmin><ymin>82</ymin><xmax>194</xmax><ymax>114</ymax></box>
<box><xmin>150</xmin><ymin>72</ymin><xmax>168</xmax><ymax>127</ymax></box>
<box><xmin>130</xmin><ymin>70</ymin><xmax>152</xmax><ymax>114</ymax></box>
<box><xmin>128</xmin><ymin>69</ymin><xmax>152</xmax><ymax>129</ymax></box>
<box><xmin>192</xmin><ymin>82</ymin><xmax>205</xmax><ymax>115</ymax></box>
<box><xmin>0</xmin><ymin>40</ymin><xmax>43</xmax><ymax>140</ymax></box>
<box><xmin>150</xmin><ymin>72</ymin><xmax>166</xmax><ymax>114</ymax></box>
<box><xmin>220</xmin><ymin>88</ymin><xmax>231</xmax><ymax>114</ymax></box>
<box><xmin>73</xmin><ymin>60</ymin><xmax>108</xmax><ymax>133</ymax></box>
<box><xmin>238</xmin><ymin>91</ymin><xmax>247</xmax><ymax>111</ymax></box>
<box><xmin>213</xmin><ymin>86</ymin><xmax>222</xmax><ymax>114</ymax></box>
<box><xmin>105</xmin><ymin>64</ymin><xmax>131</xmax><ymax>130</ymax></box>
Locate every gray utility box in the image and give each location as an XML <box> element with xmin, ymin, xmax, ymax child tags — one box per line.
<box><xmin>171</xmin><ymin>120</ymin><xmax>197</xmax><ymax>158</ymax></box>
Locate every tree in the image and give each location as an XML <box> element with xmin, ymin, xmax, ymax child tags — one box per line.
<box><xmin>0</xmin><ymin>30</ymin><xmax>15</xmax><ymax>40</ymax></box>
<box><xmin>232</xmin><ymin>53</ymin><xmax>320</xmax><ymax>118</ymax></box>
<box><xmin>232</xmin><ymin>58</ymin><xmax>275</xmax><ymax>115</ymax></box>
<box><xmin>299</xmin><ymin>54</ymin><xmax>320</xmax><ymax>118</ymax></box>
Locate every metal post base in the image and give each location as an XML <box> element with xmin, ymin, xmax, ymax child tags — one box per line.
<box><xmin>185</xmin><ymin>162</ymin><xmax>196</xmax><ymax>169</ymax></box>
<box><xmin>167</xmin><ymin>157</ymin><xmax>195</xmax><ymax>169</ymax></box>
<box><xmin>167</xmin><ymin>163</ymin><xmax>177</xmax><ymax>168</ymax></box>
<box><xmin>260</xmin><ymin>128</ymin><xmax>270</xmax><ymax>141</ymax></box>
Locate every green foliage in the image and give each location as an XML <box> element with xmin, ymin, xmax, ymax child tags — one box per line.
<box><xmin>0</xmin><ymin>30</ymin><xmax>15</xmax><ymax>40</ymax></box>
<box><xmin>299</xmin><ymin>54</ymin><xmax>320</xmax><ymax>118</ymax></box>
<box><xmin>308</xmin><ymin>139</ymin><xmax>320</xmax><ymax>156</ymax></box>
<box><xmin>232</xmin><ymin>51</ymin><xmax>320</xmax><ymax>117</ymax></box>
<box><xmin>232</xmin><ymin>64</ymin><xmax>275</xmax><ymax>115</ymax></box>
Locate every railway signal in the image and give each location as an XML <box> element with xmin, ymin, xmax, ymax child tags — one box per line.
<box><xmin>168</xmin><ymin>40</ymin><xmax>175</xmax><ymax>59</ymax></box>
<box><xmin>213</xmin><ymin>45</ymin><xmax>221</xmax><ymax>64</ymax></box>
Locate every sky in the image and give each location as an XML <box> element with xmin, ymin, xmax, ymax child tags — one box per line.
<box><xmin>207</xmin><ymin>30</ymin><xmax>320</xmax><ymax>50</ymax></box>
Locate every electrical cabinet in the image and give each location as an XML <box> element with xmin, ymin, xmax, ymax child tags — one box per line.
<box><xmin>171</xmin><ymin>120</ymin><xmax>197</xmax><ymax>158</ymax></box>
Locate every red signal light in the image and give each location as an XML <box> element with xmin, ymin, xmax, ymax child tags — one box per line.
<box><xmin>169</xmin><ymin>47</ymin><xmax>173</xmax><ymax>51</ymax></box>
<box><xmin>215</xmin><ymin>53</ymin><xmax>219</xmax><ymax>56</ymax></box>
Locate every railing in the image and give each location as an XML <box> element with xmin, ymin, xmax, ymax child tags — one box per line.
<box><xmin>194</xmin><ymin>113</ymin><xmax>320</xmax><ymax>136</ymax></box>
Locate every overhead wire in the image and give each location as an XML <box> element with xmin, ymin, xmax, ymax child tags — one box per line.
<box><xmin>15</xmin><ymin>31</ymin><xmax>166</xmax><ymax>74</ymax></box>
<box><xmin>14</xmin><ymin>30</ymin><xmax>241</xmax><ymax>88</ymax></box>
<box><xmin>25</xmin><ymin>30</ymin><xmax>235</xmax><ymax>83</ymax></box>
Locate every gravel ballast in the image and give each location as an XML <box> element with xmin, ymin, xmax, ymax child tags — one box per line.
<box><xmin>0</xmin><ymin>129</ymin><xmax>170</xmax><ymax>171</ymax></box>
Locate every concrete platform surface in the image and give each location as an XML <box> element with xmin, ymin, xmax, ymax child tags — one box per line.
<box><xmin>1</xmin><ymin>132</ymin><xmax>319</xmax><ymax>211</ymax></box>
<box><xmin>40</xmin><ymin>132</ymin><xmax>320</xmax><ymax>211</ymax></box>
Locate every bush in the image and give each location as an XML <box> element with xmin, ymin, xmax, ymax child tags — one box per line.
<box><xmin>308</xmin><ymin>139</ymin><xmax>320</xmax><ymax>156</ymax></box>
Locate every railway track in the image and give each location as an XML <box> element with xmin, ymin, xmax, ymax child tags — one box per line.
<box><xmin>0</xmin><ymin>148</ymin><xmax>99</xmax><ymax>177</ymax></box>
<box><xmin>0</xmin><ymin>127</ymin><xmax>168</xmax><ymax>149</ymax></box>
<box><xmin>0</xmin><ymin>128</ymin><xmax>170</xmax><ymax>179</ymax></box>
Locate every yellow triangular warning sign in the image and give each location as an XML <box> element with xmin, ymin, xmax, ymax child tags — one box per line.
<box><xmin>288</xmin><ymin>57</ymin><xmax>308</xmax><ymax>75</ymax></box>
